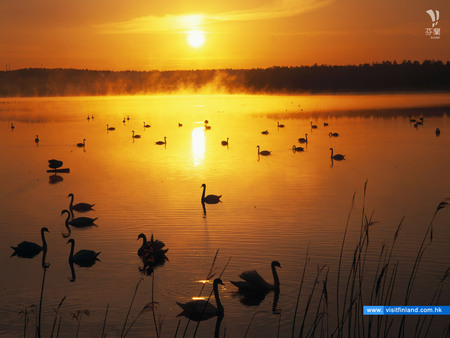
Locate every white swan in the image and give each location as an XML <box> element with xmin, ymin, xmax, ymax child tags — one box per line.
<box><xmin>61</xmin><ymin>209</ymin><xmax>97</xmax><ymax>236</ymax></box>
<box><xmin>330</xmin><ymin>147</ymin><xmax>345</xmax><ymax>161</ymax></box>
<box><xmin>35</xmin><ymin>135</ymin><xmax>40</xmax><ymax>144</ymax></box>
<box><xmin>11</xmin><ymin>227</ymin><xmax>49</xmax><ymax>258</ymax></box>
<box><xmin>329</xmin><ymin>132</ymin><xmax>339</xmax><ymax>137</ymax></box>
<box><xmin>261</xmin><ymin>130</ymin><xmax>269</xmax><ymax>135</ymax></box>
<box><xmin>231</xmin><ymin>260</ymin><xmax>281</xmax><ymax>293</ymax></box>
<box><xmin>66</xmin><ymin>238</ymin><xmax>100</xmax><ymax>267</ymax></box>
<box><xmin>201</xmin><ymin>184</ymin><xmax>222</xmax><ymax>204</ymax></box>
<box><xmin>176</xmin><ymin>278</ymin><xmax>224</xmax><ymax>321</ymax></box>
<box><xmin>257</xmin><ymin>145</ymin><xmax>271</xmax><ymax>156</ymax></box>
<box><xmin>310</xmin><ymin>121</ymin><xmax>318</xmax><ymax>129</ymax></box>
<box><xmin>137</xmin><ymin>233</ymin><xmax>168</xmax><ymax>258</ymax></box>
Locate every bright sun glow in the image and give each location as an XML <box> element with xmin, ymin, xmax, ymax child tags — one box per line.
<box><xmin>187</xmin><ymin>30</ymin><xmax>205</xmax><ymax>48</ymax></box>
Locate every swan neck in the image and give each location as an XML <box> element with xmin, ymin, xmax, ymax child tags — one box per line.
<box><xmin>41</xmin><ymin>229</ymin><xmax>47</xmax><ymax>249</ymax></box>
<box><xmin>69</xmin><ymin>241</ymin><xmax>75</xmax><ymax>262</ymax></box>
<box><xmin>201</xmin><ymin>185</ymin><xmax>206</xmax><ymax>201</ymax></box>
<box><xmin>213</xmin><ymin>282</ymin><xmax>224</xmax><ymax>314</ymax></box>
<box><xmin>272</xmin><ymin>265</ymin><xmax>280</xmax><ymax>289</ymax></box>
<box><xmin>69</xmin><ymin>195</ymin><xmax>74</xmax><ymax>209</ymax></box>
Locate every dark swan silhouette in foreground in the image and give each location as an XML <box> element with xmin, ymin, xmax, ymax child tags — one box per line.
<box><xmin>231</xmin><ymin>260</ymin><xmax>281</xmax><ymax>293</ymax></box>
<box><xmin>132</xmin><ymin>130</ymin><xmax>141</xmax><ymax>139</ymax></box>
<box><xmin>155</xmin><ymin>137</ymin><xmax>167</xmax><ymax>145</ymax></box>
<box><xmin>177</xmin><ymin>278</ymin><xmax>224</xmax><ymax>321</ymax></box>
<box><xmin>298</xmin><ymin>133</ymin><xmax>308</xmax><ymax>143</ymax></box>
<box><xmin>292</xmin><ymin>145</ymin><xmax>304</xmax><ymax>152</ymax></box>
<box><xmin>257</xmin><ymin>145</ymin><xmax>271</xmax><ymax>156</ymax></box>
<box><xmin>77</xmin><ymin>139</ymin><xmax>86</xmax><ymax>147</ymax></box>
<box><xmin>221</xmin><ymin>138</ymin><xmax>229</xmax><ymax>146</ymax></box>
<box><xmin>11</xmin><ymin>227</ymin><xmax>49</xmax><ymax>258</ymax></box>
<box><xmin>329</xmin><ymin>147</ymin><xmax>345</xmax><ymax>161</ymax></box>
<box><xmin>201</xmin><ymin>184</ymin><xmax>222</xmax><ymax>204</ymax></box>
<box><xmin>68</xmin><ymin>193</ymin><xmax>95</xmax><ymax>213</ymax></box>
<box><xmin>62</xmin><ymin>209</ymin><xmax>97</xmax><ymax>228</ymax></box>
<box><xmin>66</xmin><ymin>238</ymin><xmax>100</xmax><ymax>267</ymax></box>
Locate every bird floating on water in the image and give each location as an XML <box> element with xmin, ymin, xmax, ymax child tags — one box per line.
<box><xmin>298</xmin><ymin>133</ymin><xmax>308</xmax><ymax>143</ymax></box>
<box><xmin>68</xmin><ymin>193</ymin><xmax>95</xmax><ymax>213</ymax></box>
<box><xmin>11</xmin><ymin>227</ymin><xmax>49</xmax><ymax>258</ymax></box>
<box><xmin>201</xmin><ymin>184</ymin><xmax>222</xmax><ymax>204</ymax></box>
<box><xmin>329</xmin><ymin>132</ymin><xmax>339</xmax><ymax>137</ymax></box>
<box><xmin>132</xmin><ymin>130</ymin><xmax>141</xmax><ymax>139</ymax></box>
<box><xmin>221</xmin><ymin>138</ymin><xmax>229</xmax><ymax>146</ymax></box>
<box><xmin>277</xmin><ymin>122</ymin><xmax>285</xmax><ymax>128</ymax></box>
<box><xmin>155</xmin><ymin>137</ymin><xmax>166</xmax><ymax>145</ymax></box>
<box><xmin>257</xmin><ymin>145</ymin><xmax>271</xmax><ymax>156</ymax></box>
<box><xmin>66</xmin><ymin>238</ymin><xmax>100</xmax><ymax>267</ymax></box>
<box><xmin>330</xmin><ymin>147</ymin><xmax>345</xmax><ymax>161</ymax></box>
<box><xmin>144</xmin><ymin>122</ymin><xmax>151</xmax><ymax>128</ymax></box>
<box><xmin>107</xmin><ymin>124</ymin><xmax>115</xmax><ymax>131</ymax></box>
<box><xmin>231</xmin><ymin>260</ymin><xmax>281</xmax><ymax>293</ymax></box>
<box><xmin>292</xmin><ymin>145</ymin><xmax>304</xmax><ymax>152</ymax></box>
<box><xmin>178</xmin><ymin>123</ymin><xmax>183</xmax><ymax>127</ymax></box>
<box><xmin>77</xmin><ymin>139</ymin><xmax>86</xmax><ymax>147</ymax></box>
<box><xmin>261</xmin><ymin>130</ymin><xmax>269</xmax><ymax>135</ymax></box>
<box><xmin>176</xmin><ymin>278</ymin><xmax>224</xmax><ymax>321</ymax></box>
<box><xmin>137</xmin><ymin>233</ymin><xmax>168</xmax><ymax>265</ymax></box>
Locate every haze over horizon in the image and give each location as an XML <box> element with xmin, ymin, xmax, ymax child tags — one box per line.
<box><xmin>1</xmin><ymin>0</ymin><xmax>449</xmax><ymax>71</ymax></box>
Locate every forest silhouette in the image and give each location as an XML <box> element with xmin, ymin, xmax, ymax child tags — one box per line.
<box><xmin>0</xmin><ymin>60</ymin><xmax>449</xmax><ymax>97</ymax></box>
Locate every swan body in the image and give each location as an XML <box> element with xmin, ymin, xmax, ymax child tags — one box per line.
<box><xmin>177</xmin><ymin>278</ymin><xmax>224</xmax><ymax>321</ymax></box>
<box><xmin>11</xmin><ymin>227</ymin><xmax>49</xmax><ymax>258</ymax></box>
<box><xmin>144</xmin><ymin>122</ymin><xmax>151</xmax><ymax>128</ymax></box>
<box><xmin>298</xmin><ymin>133</ymin><xmax>308</xmax><ymax>143</ymax></box>
<box><xmin>137</xmin><ymin>233</ymin><xmax>168</xmax><ymax>258</ymax></box>
<box><xmin>330</xmin><ymin>148</ymin><xmax>345</xmax><ymax>161</ymax></box>
<box><xmin>67</xmin><ymin>238</ymin><xmax>100</xmax><ymax>267</ymax></box>
<box><xmin>277</xmin><ymin>122</ymin><xmax>285</xmax><ymax>128</ymax></box>
<box><xmin>261</xmin><ymin>130</ymin><xmax>269</xmax><ymax>135</ymax></box>
<box><xmin>155</xmin><ymin>137</ymin><xmax>166</xmax><ymax>145</ymax></box>
<box><xmin>409</xmin><ymin>115</ymin><xmax>416</xmax><ymax>123</ymax></box>
<box><xmin>62</xmin><ymin>209</ymin><xmax>97</xmax><ymax>228</ymax></box>
<box><xmin>68</xmin><ymin>193</ymin><xmax>95</xmax><ymax>212</ymax></box>
<box><xmin>201</xmin><ymin>184</ymin><xmax>222</xmax><ymax>204</ymax></box>
<box><xmin>77</xmin><ymin>139</ymin><xmax>86</xmax><ymax>147</ymax></box>
<box><xmin>257</xmin><ymin>145</ymin><xmax>271</xmax><ymax>156</ymax></box>
<box><xmin>329</xmin><ymin>132</ymin><xmax>339</xmax><ymax>137</ymax></box>
<box><xmin>324</xmin><ymin>122</ymin><xmax>329</xmax><ymax>126</ymax></box>
<box><xmin>35</xmin><ymin>135</ymin><xmax>40</xmax><ymax>144</ymax></box>
<box><xmin>310</xmin><ymin>121</ymin><xmax>318</xmax><ymax>129</ymax></box>
<box><xmin>107</xmin><ymin>124</ymin><xmax>115</xmax><ymax>131</ymax></box>
<box><xmin>221</xmin><ymin>138</ymin><xmax>229</xmax><ymax>146</ymax></box>
<box><xmin>132</xmin><ymin>130</ymin><xmax>141</xmax><ymax>139</ymax></box>
<box><xmin>436</xmin><ymin>128</ymin><xmax>440</xmax><ymax>136</ymax></box>
<box><xmin>178</xmin><ymin>123</ymin><xmax>183</xmax><ymax>127</ymax></box>
<box><xmin>11</xmin><ymin>123</ymin><xmax>14</xmax><ymax>130</ymax></box>
<box><xmin>292</xmin><ymin>145</ymin><xmax>304</xmax><ymax>152</ymax></box>
<box><xmin>231</xmin><ymin>260</ymin><xmax>281</xmax><ymax>293</ymax></box>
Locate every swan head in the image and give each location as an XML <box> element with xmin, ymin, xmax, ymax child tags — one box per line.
<box><xmin>61</xmin><ymin>209</ymin><xmax>71</xmax><ymax>216</ymax></box>
<box><xmin>137</xmin><ymin>233</ymin><xmax>146</xmax><ymax>241</ymax></box>
<box><xmin>66</xmin><ymin>239</ymin><xmax>75</xmax><ymax>245</ymax></box>
<box><xmin>67</xmin><ymin>193</ymin><xmax>74</xmax><ymax>198</ymax></box>
<box><xmin>41</xmin><ymin>227</ymin><xmax>49</xmax><ymax>233</ymax></box>
<box><xmin>329</xmin><ymin>148</ymin><xmax>333</xmax><ymax>151</ymax></box>
<box><xmin>271</xmin><ymin>261</ymin><xmax>281</xmax><ymax>268</ymax></box>
<box><xmin>201</xmin><ymin>183</ymin><xmax>206</xmax><ymax>188</ymax></box>
<box><xmin>214</xmin><ymin>278</ymin><xmax>224</xmax><ymax>287</ymax></box>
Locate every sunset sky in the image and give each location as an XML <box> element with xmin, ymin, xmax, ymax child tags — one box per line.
<box><xmin>1</xmin><ymin>0</ymin><xmax>449</xmax><ymax>70</ymax></box>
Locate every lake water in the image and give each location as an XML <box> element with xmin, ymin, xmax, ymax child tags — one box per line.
<box><xmin>0</xmin><ymin>93</ymin><xmax>449</xmax><ymax>337</ymax></box>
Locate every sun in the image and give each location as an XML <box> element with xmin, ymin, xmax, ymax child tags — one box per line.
<box><xmin>187</xmin><ymin>30</ymin><xmax>205</xmax><ymax>48</ymax></box>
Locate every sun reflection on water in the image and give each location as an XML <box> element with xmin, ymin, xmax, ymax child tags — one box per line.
<box><xmin>192</xmin><ymin>126</ymin><xmax>205</xmax><ymax>166</ymax></box>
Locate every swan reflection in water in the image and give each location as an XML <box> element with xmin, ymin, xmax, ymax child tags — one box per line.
<box><xmin>49</xmin><ymin>174</ymin><xmax>63</xmax><ymax>184</ymax></box>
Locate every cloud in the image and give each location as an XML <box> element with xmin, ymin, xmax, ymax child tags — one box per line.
<box><xmin>97</xmin><ymin>0</ymin><xmax>334</xmax><ymax>34</ymax></box>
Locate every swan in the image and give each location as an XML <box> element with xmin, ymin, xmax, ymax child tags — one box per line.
<box><xmin>257</xmin><ymin>145</ymin><xmax>271</xmax><ymax>156</ymax></box>
<box><xmin>77</xmin><ymin>139</ymin><xmax>86</xmax><ymax>147</ymax></box>
<box><xmin>277</xmin><ymin>122</ymin><xmax>285</xmax><ymax>128</ymax></box>
<box><xmin>87</xmin><ymin>115</ymin><xmax>90</xmax><ymax>120</ymax></box>
<box><xmin>35</xmin><ymin>135</ymin><xmax>40</xmax><ymax>144</ymax></box>
<box><xmin>298</xmin><ymin>133</ymin><xmax>308</xmax><ymax>143</ymax></box>
<box><xmin>48</xmin><ymin>159</ymin><xmax>63</xmax><ymax>169</ymax></box>
<box><xmin>221</xmin><ymin>138</ymin><xmax>229</xmax><ymax>146</ymax></box>
<box><xmin>132</xmin><ymin>130</ymin><xmax>141</xmax><ymax>139</ymax></box>
<box><xmin>178</xmin><ymin>123</ymin><xmax>183</xmax><ymax>127</ymax></box>
<box><xmin>329</xmin><ymin>132</ymin><xmax>339</xmax><ymax>137</ymax></box>
<box><xmin>204</xmin><ymin>120</ymin><xmax>209</xmax><ymax>124</ymax></box>
<box><xmin>231</xmin><ymin>260</ymin><xmax>281</xmax><ymax>293</ymax></box>
<box><xmin>137</xmin><ymin>233</ymin><xmax>168</xmax><ymax>258</ymax></box>
<box><xmin>292</xmin><ymin>145</ymin><xmax>304</xmax><ymax>152</ymax></box>
<box><xmin>107</xmin><ymin>124</ymin><xmax>115</xmax><ymax>131</ymax></box>
<box><xmin>330</xmin><ymin>148</ymin><xmax>345</xmax><ymax>161</ymax></box>
<box><xmin>436</xmin><ymin>128</ymin><xmax>440</xmax><ymax>136</ymax></box>
<box><xmin>143</xmin><ymin>122</ymin><xmax>151</xmax><ymax>128</ymax></box>
<box><xmin>201</xmin><ymin>184</ymin><xmax>222</xmax><ymax>204</ymax></box>
<box><xmin>310</xmin><ymin>121</ymin><xmax>318</xmax><ymax>129</ymax></box>
<box><xmin>11</xmin><ymin>227</ymin><xmax>49</xmax><ymax>258</ymax></box>
<box><xmin>205</xmin><ymin>125</ymin><xmax>211</xmax><ymax>130</ymax></box>
<box><xmin>11</xmin><ymin>123</ymin><xmax>14</xmax><ymax>130</ymax></box>
<box><xmin>261</xmin><ymin>130</ymin><xmax>269</xmax><ymax>135</ymax></box>
<box><xmin>68</xmin><ymin>193</ymin><xmax>95</xmax><ymax>212</ymax></box>
<box><xmin>155</xmin><ymin>137</ymin><xmax>166</xmax><ymax>145</ymax></box>
<box><xmin>409</xmin><ymin>115</ymin><xmax>416</xmax><ymax>123</ymax></box>
<box><xmin>176</xmin><ymin>278</ymin><xmax>224</xmax><ymax>321</ymax></box>
<box><xmin>61</xmin><ymin>209</ymin><xmax>97</xmax><ymax>229</ymax></box>
<box><xmin>66</xmin><ymin>238</ymin><xmax>100</xmax><ymax>267</ymax></box>
<box><xmin>324</xmin><ymin>122</ymin><xmax>329</xmax><ymax>126</ymax></box>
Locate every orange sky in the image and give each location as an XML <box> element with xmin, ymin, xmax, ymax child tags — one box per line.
<box><xmin>0</xmin><ymin>0</ymin><xmax>449</xmax><ymax>70</ymax></box>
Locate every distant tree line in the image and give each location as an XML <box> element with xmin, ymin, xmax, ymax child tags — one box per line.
<box><xmin>0</xmin><ymin>60</ymin><xmax>449</xmax><ymax>97</ymax></box>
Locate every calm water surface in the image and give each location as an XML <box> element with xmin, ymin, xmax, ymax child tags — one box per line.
<box><xmin>0</xmin><ymin>94</ymin><xmax>449</xmax><ymax>337</ymax></box>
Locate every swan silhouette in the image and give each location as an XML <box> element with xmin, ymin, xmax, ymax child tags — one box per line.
<box><xmin>176</xmin><ymin>278</ymin><xmax>224</xmax><ymax>321</ymax></box>
<box><xmin>35</xmin><ymin>135</ymin><xmax>40</xmax><ymax>145</ymax></box>
<box><xmin>155</xmin><ymin>137</ymin><xmax>166</xmax><ymax>145</ymax></box>
<box><xmin>409</xmin><ymin>115</ymin><xmax>416</xmax><ymax>123</ymax></box>
<box><xmin>329</xmin><ymin>132</ymin><xmax>339</xmax><ymax>137</ymax></box>
<box><xmin>132</xmin><ymin>130</ymin><xmax>141</xmax><ymax>139</ymax></box>
<box><xmin>310</xmin><ymin>122</ymin><xmax>318</xmax><ymax>129</ymax></box>
<box><xmin>201</xmin><ymin>184</ymin><xmax>222</xmax><ymax>204</ymax></box>
<box><xmin>68</xmin><ymin>193</ymin><xmax>95</xmax><ymax>212</ymax></box>
<box><xmin>292</xmin><ymin>145</ymin><xmax>304</xmax><ymax>152</ymax></box>
<box><xmin>330</xmin><ymin>148</ymin><xmax>345</xmax><ymax>161</ymax></box>
<box><xmin>61</xmin><ymin>210</ymin><xmax>97</xmax><ymax>237</ymax></box>
<box><xmin>178</xmin><ymin>123</ymin><xmax>183</xmax><ymax>127</ymax></box>
<box><xmin>221</xmin><ymin>138</ymin><xmax>229</xmax><ymax>146</ymax></box>
<box><xmin>66</xmin><ymin>238</ymin><xmax>100</xmax><ymax>267</ymax></box>
<box><xmin>298</xmin><ymin>133</ymin><xmax>308</xmax><ymax>143</ymax></box>
<box><xmin>324</xmin><ymin>122</ymin><xmax>329</xmax><ymax>126</ymax></box>
<box><xmin>231</xmin><ymin>260</ymin><xmax>281</xmax><ymax>293</ymax></box>
<box><xmin>261</xmin><ymin>130</ymin><xmax>269</xmax><ymax>135</ymax></box>
<box><xmin>143</xmin><ymin>122</ymin><xmax>151</xmax><ymax>128</ymax></box>
<box><xmin>11</xmin><ymin>227</ymin><xmax>49</xmax><ymax>258</ymax></box>
<box><xmin>277</xmin><ymin>122</ymin><xmax>285</xmax><ymax>128</ymax></box>
<box><xmin>137</xmin><ymin>233</ymin><xmax>168</xmax><ymax>258</ymax></box>
<box><xmin>107</xmin><ymin>124</ymin><xmax>115</xmax><ymax>131</ymax></box>
<box><xmin>76</xmin><ymin>139</ymin><xmax>86</xmax><ymax>147</ymax></box>
<box><xmin>257</xmin><ymin>145</ymin><xmax>271</xmax><ymax>156</ymax></box>
<box><xmin>436</xmin><ymin>128</ymin><xmax>441</xmax><ymax>136</ymax></box>
<box><xmin>11</xmin><ymin>123</ymin><xmax>14</xmax><ymax>130</ymax></box>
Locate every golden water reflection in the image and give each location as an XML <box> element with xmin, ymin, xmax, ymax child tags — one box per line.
<box><xmin>192</xmin><ymin>126</ymin><xmax>205</xmax><ymax>166</ymax></box>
